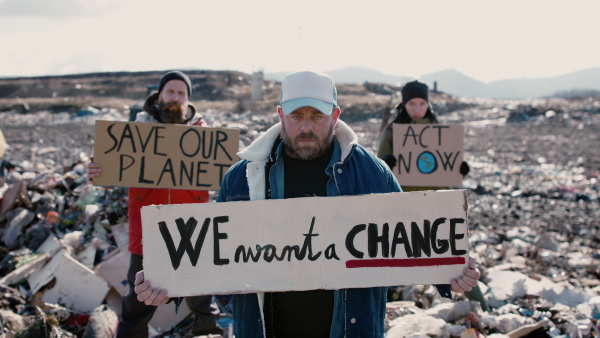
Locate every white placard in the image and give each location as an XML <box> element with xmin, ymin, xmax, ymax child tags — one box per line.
<box><xmin>142</xmin><ymin>190</ymin><xmax>469</xmax><ymax>297</ymax></box>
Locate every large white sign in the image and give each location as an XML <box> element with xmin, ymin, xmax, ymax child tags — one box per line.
<box><xmin>142</xmin><ymin>190</ymin><xmax>470</xmax><ymax>297</ymax></box>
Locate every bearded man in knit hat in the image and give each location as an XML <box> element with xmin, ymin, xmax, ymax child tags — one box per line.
<box><xmin>87</xmin><ymin>71</ymin><xmax>223</xmax><ymax>337</ymax></box>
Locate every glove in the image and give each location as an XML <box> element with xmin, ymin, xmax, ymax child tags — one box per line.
<box><xmin>382</xmin><ymin>154</ymin><xmax>397</xmax><ymax>171</ymax></box>
<box><xmin>460</xmin><ymin>161</ymin><xmax>470</xmax><ymax>176</ymax></box>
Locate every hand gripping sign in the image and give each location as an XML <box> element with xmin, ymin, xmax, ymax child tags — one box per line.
<box><xmin>92</xmin><ymin>120</ymin><xmax>240</xmax><ymax>191</ymax></box>
<box><xmin>141</xmin><ymin>190</ymin><xmax>470</xmax><ymax>297</ymax></box>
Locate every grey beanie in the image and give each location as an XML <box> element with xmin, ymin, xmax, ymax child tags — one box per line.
<box><xmin>159</xmin><ymin>71</ymin><xmax>192</xmax><ymax>98</ymax></box>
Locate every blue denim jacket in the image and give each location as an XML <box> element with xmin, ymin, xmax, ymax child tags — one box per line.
<box><xmin>216</xmin><ymin>121</ymin><xmax>450</xmax><ymax>338</ymax></box>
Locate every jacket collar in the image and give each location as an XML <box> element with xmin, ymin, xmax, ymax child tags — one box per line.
<box><xmin>238</xmin><ymin>119</ymin><xmax>358</xmax><ymax>163</ymax></box>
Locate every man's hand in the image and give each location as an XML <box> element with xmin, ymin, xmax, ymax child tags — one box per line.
<box><xmin>86</xmin><ymin>162</ymin><xmax>102</xmax><ymax>180</ymax></box>
<box><xmin>134</xmin><ymin>270</ymin><xmax>170</xmax><ymax>306</ymax></box>
<box><xmin>450</xmin><ymin>257</ymin><xmax>480</xmax><ymax>293</ymax></box>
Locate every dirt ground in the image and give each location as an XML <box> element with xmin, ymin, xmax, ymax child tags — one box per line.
<box><xmin>0</xmin><ymin>95</ymin><xmax>599</xmax><ymax>336</ymax></box>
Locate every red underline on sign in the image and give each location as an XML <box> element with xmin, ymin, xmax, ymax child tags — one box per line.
<box><xmin>345</xmin><ymin>257</ymin><xmax>466</xmax><ymax>268</ymax></box>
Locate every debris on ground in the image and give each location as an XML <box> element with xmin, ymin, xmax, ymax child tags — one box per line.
<box><xmin>0</xmin><ymin>93</ymin><xmax>598</xmax><ymax>337</ymax></box>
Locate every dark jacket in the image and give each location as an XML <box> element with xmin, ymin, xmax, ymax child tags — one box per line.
<box><xmin>217</xmin><ymin>120</ymin><xmax>450</xmax><ymax>338</ymax></box>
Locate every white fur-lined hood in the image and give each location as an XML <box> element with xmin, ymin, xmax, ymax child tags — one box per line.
<box><xmin>238</xmin><ymin>119</ymin><xmax>358</xmax><ymax>163</ymax></box>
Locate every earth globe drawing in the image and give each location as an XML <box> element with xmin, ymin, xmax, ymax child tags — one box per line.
<box><xmin>417</xmin><ymin>151</ymin><xmax>437</xmax><ymax>174</ymax></box>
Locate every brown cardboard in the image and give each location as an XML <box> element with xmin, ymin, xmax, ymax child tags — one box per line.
<box><xmin>142</xmin><ymin>190</ymin><xmax>470</xmax><ymax>297</ymax></box>
<box><xmin>92</xmin><ymin>120</ymin><xmax>240</xmax><ymax>191</ymax></box>
<box><xmin>392</xmin><ymin>124</ymin><xmax>465</xmax><ymax>187</ymax></box>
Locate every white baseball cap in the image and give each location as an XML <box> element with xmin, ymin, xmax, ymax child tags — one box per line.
<box><xmin>280</xmin><ymin>71</ymin><xmax>337</xmax><ymax>115</ymax></box>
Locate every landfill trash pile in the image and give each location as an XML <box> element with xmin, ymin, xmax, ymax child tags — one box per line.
<box><xmin>0</xmin><ymin>94</ymin><xmax>599</xmax><ymax>337</ymax></box>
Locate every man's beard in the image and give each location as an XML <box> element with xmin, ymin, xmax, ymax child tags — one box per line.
<box><xmin>158</xmin><ymin>101</ymin><xmax>188</xmax><ymax>124</ymax></box>
<box><xmin>281</xmin><ymin>121</ymin><xmax>334</xmax><ymax>160</ymax></box>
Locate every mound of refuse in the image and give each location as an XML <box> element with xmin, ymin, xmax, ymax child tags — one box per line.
<box><xmin>0</xmin><ymin>94</ymin><xmax>598</xmax><ymax>337</ymax></box>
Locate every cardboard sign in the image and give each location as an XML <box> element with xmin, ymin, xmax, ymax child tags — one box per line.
<box><xmin>141</xmin><ymin>190</ymin><xmax>470</xmax><ymax>297</ymax></box>
<box><xmin>93</xmin><ymin>120</ymin><xmax>239</xmax><ymax>190</ymax></box>
<box><xmin>392</xmin><ymin>124</ymin><xmax>465</xmax><ymax>187</ymax></box>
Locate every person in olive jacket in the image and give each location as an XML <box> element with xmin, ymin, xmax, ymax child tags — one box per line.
<box><xmin>377</xmin><ymin>80</ymin><xmax>489</xmax><ymax>311</ymax></box>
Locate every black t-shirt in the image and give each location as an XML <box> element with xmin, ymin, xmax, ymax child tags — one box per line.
<box><xmin>264</xmin><ymin>143</ymin><xmax>335</xmax><ymax>338</ymax></box>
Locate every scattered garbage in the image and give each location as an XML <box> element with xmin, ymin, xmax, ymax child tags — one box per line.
<box><xmin>0</xmin><ymin>92</ymin><xmax>598</xmax><ymax>337</ymax></box>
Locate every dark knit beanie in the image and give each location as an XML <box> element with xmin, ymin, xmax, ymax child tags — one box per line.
<box><xmin>401</xmin><ymin>80</ymin><xmax>428</xmax><ymax>104</ymax></box>
<box><xmin>159</xmin><ymin>71</ymin><xmax>192</xmax><ymax>98</ymax></box>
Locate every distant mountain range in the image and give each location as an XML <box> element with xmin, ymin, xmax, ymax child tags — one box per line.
<box><xmin>265</xmin><ymin>66</ymin><xmax>600</xmax><ymax>99</ymax></box>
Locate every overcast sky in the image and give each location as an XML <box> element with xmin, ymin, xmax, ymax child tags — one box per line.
<box><xmin>1</xmin><ymin>0</ymin><xmax>598</xmax><ymax>83</ymax></box>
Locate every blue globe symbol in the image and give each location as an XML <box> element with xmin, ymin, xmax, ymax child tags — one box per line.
<box><xmin>417</xmin><ymin>151</ymin><xmax>437</xmax><ymax>174</ymax></box>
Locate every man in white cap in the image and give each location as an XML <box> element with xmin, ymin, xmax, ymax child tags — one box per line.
<box><xmin>135</xmin><ymin>71</ymin><xmax>480</xmax><ymax>337</ymax></box>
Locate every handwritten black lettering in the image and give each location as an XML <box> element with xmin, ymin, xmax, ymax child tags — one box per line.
<box><xmin>104</xmin><ymin>123</ymin><xmax>118</xmax><ymax>154</ymax></box>
<box><xmin>234</xmin><ymin>245</ymin><xmax>262</xmax><ymax>263</ymax></box>
<box><xmin>180</xmin><ymin>128</ymin><xmax>201</xmax><ymax>157</ymax></box>
<box><xmin>135</xmin><ymin>125</ymin><xmax>155</xmax><ymax>153</ymax></box>
<box><xmin>119</xmin><ymin>155</ymin><xmax>135</xmax><ymax>181</ymax></box>
<box><xmin>159</xmin><ymin>217</ymin><xmax>210</xmax><ymax>270</ymax></box>
<box><xmin>418</xmin><ymin>126</ymin><xmax>430</xmax><ymax>147</ymax></box>
<box><xmin>354</xmin><ymin>218</ymin><xmax>457</xmax><ymax>259</ymax></box>
<box><xmin>215</xmin><ymin>130</ymin><xmax>233</xmax><ymax>161</ymax></box>
<box><xmin>432</xmin><ymin>125</ymin><xmax>450</xmax><ymax>146</ymax></box>
<box><xmin>138</xmin><ymin>156</ymin><xmax>154</xmax><ymax>184</ymax></box>
<box><xmin>213</xmin><ymin>216</ymin><xmax>229</xmax><ymax>265</ymax></box>
<box><xmin>431</xmin><ymin>218</ymin><xmax>450</xmax><ymax>254</ymax></box>
<box><xmin>153</xmin><ymin>126</ymin><xmax>167</xmax><ymax>156</ymax></box>
<box><xmin>201</xmin><ymin>130</ymin><xmax>214</xmax><ymax>159</ymax></box>
<box><xmin>346</xmin><ymin>224</ymin><xmax>366</xmax><ymax>258</ymax></box>
<box><xmin>180</xmin><ymin>160</ymin><xmax>194</xmax><ymax>186</ymax></box>
<box><xmin>436</xmin><ymin>150</ymin><xmax>460</xmax><ymax>171</ymax></box>
<box><xmin>411</xmin><ymin>220</ymin><xmax>431</xmax><ymax>258</ymax></box>
<box><xmin>214</xmin><ymin>163</ymin><xmax>232</xmax><ymax>184</ymax></box>
<box><xmin>368</xmin><ymin>223</ymin><xmax>389</xmax><ymax>258</ymax></box>
<box><xmin>402</xmin><ymin>126</ymin><xmax>419</xmax><ymax>147</ymax></box>
<box><xmin>391</xmin><ymin>221</ymin><xmax>412</xmax><ymax>257</ymax></box>
<box><xmin>324</xmin><ymin>244</ymin><xmax>339</xmax><ymax>260</ymax></box>
<box><xmin>278</xmin><ymin>245</ymin><xmax>301</xmax><ymax>261</ymax></box>
<box><xmin>196</xmin><ymin>161</ymin><xmax>211</xmax><ymax>188</ymax></box>
<box><xmin>397</xmin><ymin>153</ymin><xmax>412</xmax><ymax>174</ymax></box>
<box><xmin>157</xmin><ymin>158</ymin><xmax>176</xmax><ymax>186</ymax></box>
<box><xmin>304</xmin><ymin>217</ymin><xmax>322</xmax><ymax>261</ymax></box>
<box><xmin>117</xmin><ymin>124</ymin><xmax>136</xmax><ymax>153</ymax></box>
<box><xmin>233</xmin><ymin>217</ymin><xmax>323</xmax><ymax>263</ymax></box>
<box><xmin>450</xmin><ymin>218</ymin><xmax>467</xmax><ymax>255</ymax></box>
